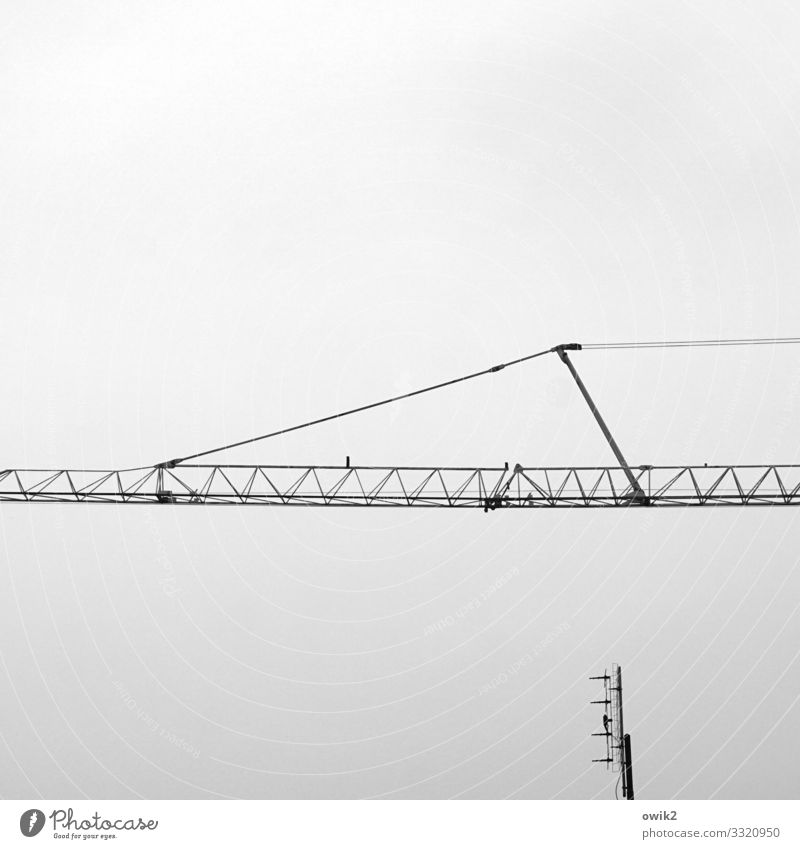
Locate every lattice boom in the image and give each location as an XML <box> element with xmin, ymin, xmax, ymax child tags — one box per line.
<box><xmin>2</xmin><ymin>464</ymin><xmax>800</xmax><ymax>507</ymax></box>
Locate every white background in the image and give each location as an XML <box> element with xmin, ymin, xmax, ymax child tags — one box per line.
<box><xmin>2</xmin><ymin>800</ymin><xmax>798</xmax><ymax>847</ymax></box>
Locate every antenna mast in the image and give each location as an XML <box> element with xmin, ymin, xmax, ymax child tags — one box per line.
<box><xmin>590</xmin><ymin>663</ymin><xmax>634</xmax><ymax>799</ymax></box>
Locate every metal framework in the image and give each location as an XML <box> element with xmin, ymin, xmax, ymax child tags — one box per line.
<box><xmin>4</xmin><ymin>342</ymin><xmax>799</xmax><ymax>508</ymax></box>
<box><xmin>590</xmin><ymin>664</ymin><xmax>634</xmax><ymax>800</ymax></box>
<box><xmin>3</xmin><ymin>463</ymin><xmax>800</xmax><ymax>507</ymax></box>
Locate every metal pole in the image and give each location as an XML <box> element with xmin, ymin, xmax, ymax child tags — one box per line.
<box><xmin>617</xmin><ymin>664</ymin><xmax>627</xmax><ymax>800</ymax></box>
<box><xmin>555</xmin><ymin>345</ymin><xmax>647</xmax><ymax>502</ymax></box>
<box><xmin>616</xmin><ymin>665</ymin><xmax>635</xmax><ymax>800</ymax></box>
<box><xmin>623</xmin><ymin>733</ymin><xmax>634</xmax><ymax>800</ymax></box>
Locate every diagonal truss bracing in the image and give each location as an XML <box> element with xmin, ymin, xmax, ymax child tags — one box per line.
<box><xmin>2</xmin><ymin>464</ymin><xmax>800</xmax><ymax>507</ymax></box>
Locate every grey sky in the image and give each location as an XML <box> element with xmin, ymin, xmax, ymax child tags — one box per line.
<box><xmin>1</xmin><ymin>0</ymin><xmax>799</xmax><ymax>799</ymax></box>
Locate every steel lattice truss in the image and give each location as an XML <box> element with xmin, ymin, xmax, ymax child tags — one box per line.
<box><xmin>2</xmin><ymin>463</ymin><xmax>800</xmax><ymax>507</ymax></box>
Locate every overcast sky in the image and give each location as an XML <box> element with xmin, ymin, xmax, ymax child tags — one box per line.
<box><xmin>1</xmin><ymin>0</ymin><xmax>799</xmax><ymax>799</ymax></box>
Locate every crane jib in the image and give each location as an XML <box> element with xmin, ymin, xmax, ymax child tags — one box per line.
<box><xmin>4</xmin><ymin>338</ymin><xmax>800</xmax><ymax>507</ymax></box>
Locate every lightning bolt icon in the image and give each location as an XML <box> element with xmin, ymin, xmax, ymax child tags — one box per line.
<box><xmin>28</xmin><ymin>811</ymin><xmax>38</xmax><ymax>833</ymax></box>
